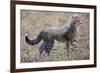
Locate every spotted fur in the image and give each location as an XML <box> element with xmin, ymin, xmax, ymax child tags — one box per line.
<box><xmin>25</xmin><ymin>14</ymin><xmax>81</xmax><ymax>57</ymax></box>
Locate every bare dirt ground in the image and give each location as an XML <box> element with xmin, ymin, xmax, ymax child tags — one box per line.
<box><xmin>20</xmin><ymin>10</ymin><xmax>89</xmax><ymax>63</ymax></box>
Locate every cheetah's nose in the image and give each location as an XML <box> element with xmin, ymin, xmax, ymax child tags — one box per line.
<box><xmin>78</xmin><ymin>20</ymin><xmax>82</xmax><ymax>24</ymax></box>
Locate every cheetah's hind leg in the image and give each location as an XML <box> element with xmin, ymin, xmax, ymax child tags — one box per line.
<box><xmin>39</xmin><ymin>42</ymin><xmax>45</xmax><ymax>58</ymax></box>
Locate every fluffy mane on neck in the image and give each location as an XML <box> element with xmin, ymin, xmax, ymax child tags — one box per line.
<box><xmin>61</xmin><ymin>15</ymin><xmax>74</xmax><ymax>33</ymax></box>
<box><xmin>62</xmin><ymin>14</ymin><xmax>80</xmax><ymax>41</ymax></box>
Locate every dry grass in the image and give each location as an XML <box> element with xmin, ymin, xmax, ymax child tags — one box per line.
<box><xmin>20</xmin><ymin>10</ymin><xmax>89</xmax><ymax>63</ymax></box>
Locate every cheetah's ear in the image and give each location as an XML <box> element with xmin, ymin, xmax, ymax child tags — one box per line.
<box><xmin>72</xmin><ymin>16</ymin><xmax>74</xmax><ymax>18</ymax></box>
<box><xmin>72</xmin><ymin>14</ymin><xmax>79</xmax><ymax>18</ymax></box>
<box><xmin>75</xmin><ymin>16</ymin><xmax>79</xmax><ymax>19</ymax></box>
